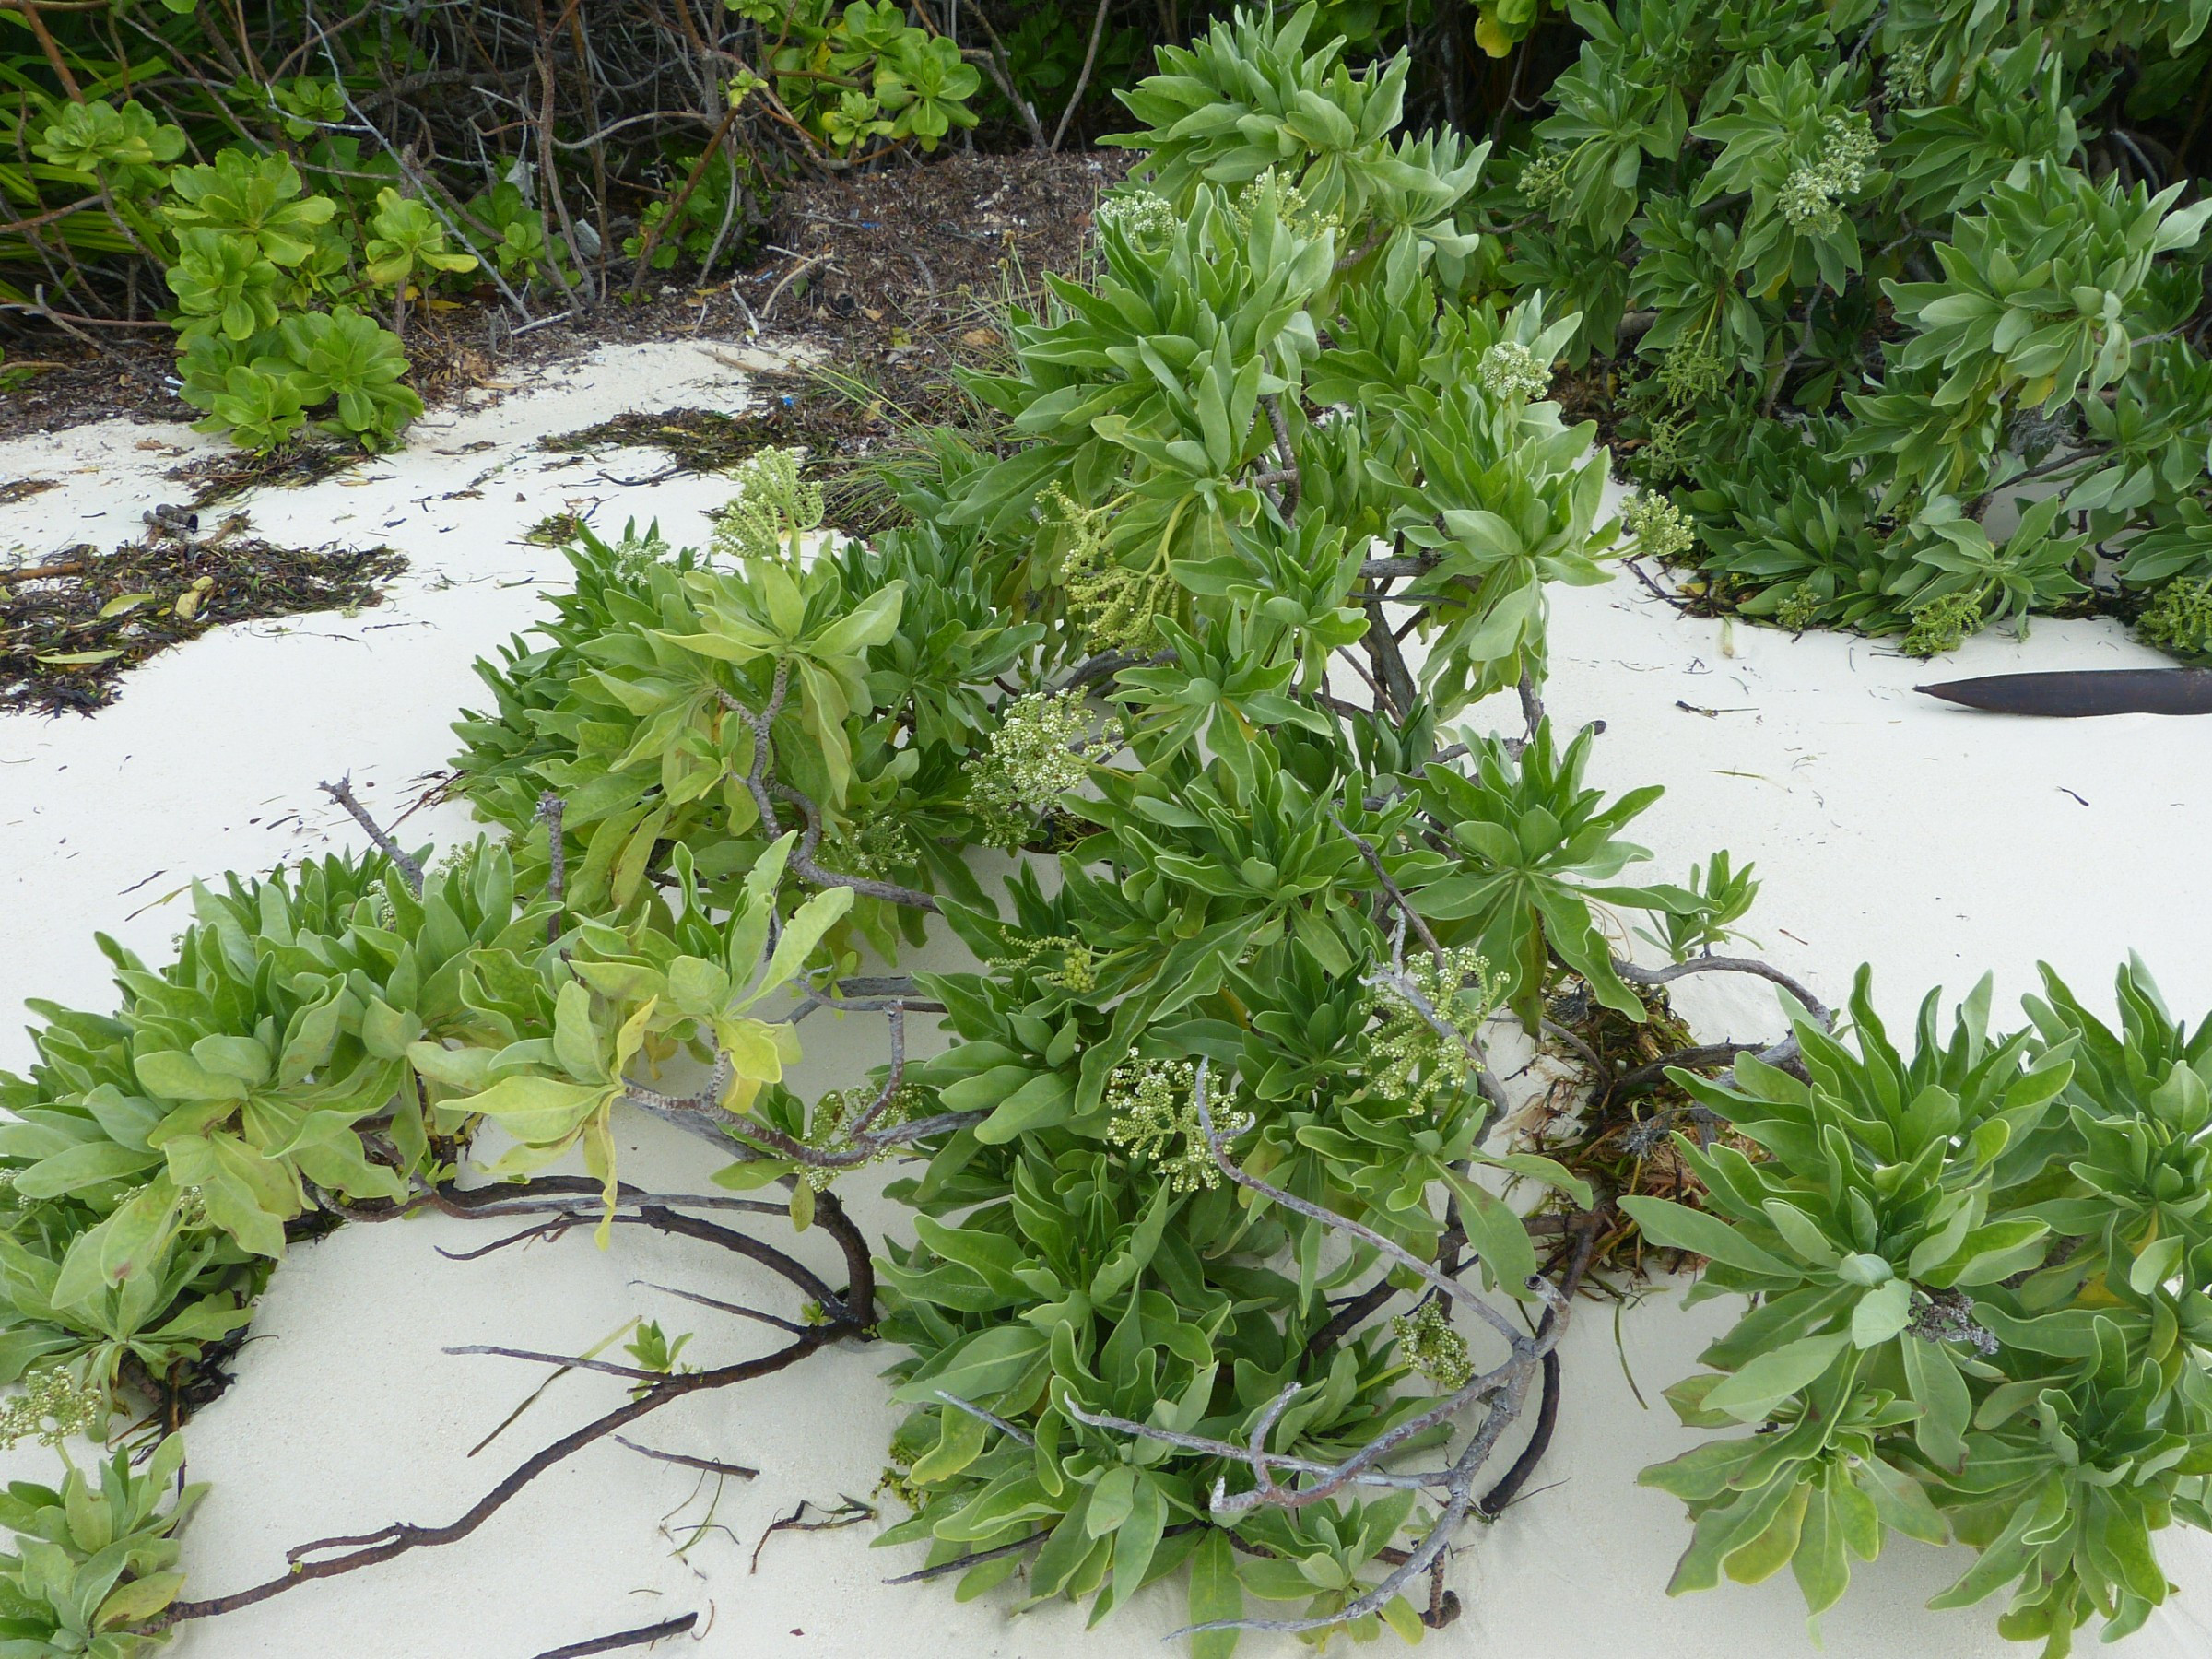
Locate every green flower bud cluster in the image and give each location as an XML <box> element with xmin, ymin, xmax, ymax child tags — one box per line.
<box><xmin>1364</xmin><ymin>947</ymin><xmax>1500</xmax><ymax>1115</ymax></box>
<box><xmin>1773</xmin><ymin>580</ymin><xmax>1822</xmax><ymax>633</ymax></box>
<box><xmin>1517</xmin><ymin>148</ymin><xmax>1570</xmax><ymax>213</ymax></box>
<box><xmin>1901</xmin><ymin>586</ymin><xmax>1985</xmax><ymax>657</ymax></box>
<box><xmin>2138</xmin><ymin>575</ymin><xmax>2212</xmax><ymax>657</ymax></box>
<box><xmin>1390</xmin><ymin>1300</ymin><xmax>1474</xmax><ymax>1392</ymax></box>
<box><xmin>1105</xmin><ymin>1060</ymin><xmax>1253</xmax><ymax>1193</ymax></box>
<box><xmin>971</xmin><ymin>690</ymin><xmax>1120</xmax><ymax>851</ymax></box>
<box><xmin>1623</xmin><ymin>491</ymin><xmax>1696</xmax><ymax>561</ymax></box>
<box><xmin>711</xmin><ymin>446</ymin><xmax>824</xmax><ymax>564</ymax></box>
<box><xmin>1047</xmin><ymin>485</ymin><xmax>1176</xmax><ymax>652</ymax></box>
<box><xmin>989</xmin><ymin>933</ymin><xmax>1100</xmax><ymax>994</ymax></box>
<box><xmin>874</xmin><ymin>1458</ymin><xmax>927</xmax><ymax>1513</ymax></box>
<box><xmin>1477</xmin><ymin>339</ymin><xmax>1552</xmax><ymax>404</ymax></box>
<box><xmin>1638</xmin><ymin>414</ymin><xmax>1691</xmax><ymax>479</ymax></box>
<box><xmin>1657</xmin><ymin>336</ymin><xmax>1731</xmax><ymax>405</ymax></box>
<box><xmin>826</xmin><ymin>815</ymin><xmax>921</xmax><ymax>880</ymax></box>
<box><xmin>794</xmin><ymin>1081</ymin><xmax>924</xmax><ymax>1189</ymax></box>
<box><xmin>1778</xmin><ymin>112</ymin><xmax>1877</xmax><ymax>236</ymax></box>
<box><xmin>1885</xmin><ymin>38</ymin><xmax>1936</xmax><ymax>107</ymax></box>
<box><xmin>0</xmin><ymin>1366</ymin><xmax>107</xmax><ymax>1452</ymax></box>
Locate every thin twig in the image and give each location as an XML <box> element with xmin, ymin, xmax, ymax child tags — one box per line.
<box><xmin>319</xmin><ymin>775</ymin><xmax>425</xmax><ymax>895</ymax></box>
<box><xmin>748</xmin><ymin>1496</ymin><xmax>873</xmax><ymax>1572</ymax></box>
<box><xmin>1192</xmin><ymin>1063</ymin><xmax>1525</xmax><ymax>1347</ymax></box>
<box><xmin>1050</xmin><ymin>0</ymin><xmax>1112</xmax><ymax>150</ymax></box>
<box><xmin>935</xmin><ymin>1391</ymin><xmax>1035</xmax><ymax>1447</ymax></box>
<box><xmin>1330</xmin><ymin>813</ymin><xmax>1444</xmax><ymax>969</ymax></box>
<box><xmin>612</xmin><ymin>1437</ymin><xmax>759</xmax><ymax>1480</ymax></box>
<box><xmin>716</xmin><ymin>677</ymin><xmax>939</xmax><ymax>911</ymax></box>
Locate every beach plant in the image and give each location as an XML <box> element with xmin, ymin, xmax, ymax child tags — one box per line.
<box><xmin>1628</xmin><ymin>962</ymin><xmax>2212</xmax><ymax>1654</ymax></box>
<box><xmin>1487</xmin><ymin>0</ymin><xmax>2212</xmax><ymax>659</ymax></box>
<box><xmin>0</xmin><ymin>1434</ymin><xmax>200</xmax><ymax>1657</ymax></box>
<box><xmin>9</xmin><ymin>7</ymin><xmax>2212</xmax><ymax>1659</ymax></box>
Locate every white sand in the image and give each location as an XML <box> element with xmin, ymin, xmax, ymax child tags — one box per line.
<box><xmin>6</xmin><ymin>355</ymin><xmax>2212</xmax><ymax>1657</ymax></box>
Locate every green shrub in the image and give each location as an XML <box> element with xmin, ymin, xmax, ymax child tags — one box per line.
<box><xmin>1628</xmin><ymin>963</ymin><xmax>2212</xmax><ymax>1653</ymax></box>
<box><xmin>1488</xmin><ymin>0</ymin><xmax>2212</xmax><ymax>658</ymax></box>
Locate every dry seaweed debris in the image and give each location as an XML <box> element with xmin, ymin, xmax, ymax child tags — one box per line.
<box><xmin>1525</xmin><ymin>978</ymin><xmax>1769</xmax><ymax>1284</ymax></box>
<box><xmin>535</xmin><ymin>374</ymin><xmax>908</xmax><ymax>536</ymax></box>
<box><xmin>0</xmin><ymin>478</ymin><xmax>59</xmax><ymax>506</ymax></box>
<box><xmin>539</xmin><ymin>406</ymin><xmax>773</xmax><ymax>475</ymax></box>
<box><xmin>166</xmin><ymin>439</ymin><xmax>366</xmax><ymax>509</ymax></box>
<box><xmin>1</xmin><ymin>526</ymin><xmax>405</xmax><ymax>715</ymax></box>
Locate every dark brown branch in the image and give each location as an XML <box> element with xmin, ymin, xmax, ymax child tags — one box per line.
<box><xmin>637</xmin><ymin>1205</ymin><xmax>845</xmax><ymax>1316</ymax></box>
<box><xmin>15</xmin><ymin>0</ymin><xmax>82</xmax><ymax>100</ymax></box>
<box><xmin>162</xmin><ymin>1331</ymin><xmax>841</xmax><ymax>1625</ymax></box>
<box><xmin>1477</xmin><ymin>1215</ymin><xmax>1601</xmax><ymax>1518</ymax></box>
<box><xmin>1606</xmin><ymin>1041</ymin><xmax>1765</xmax><ymax>1100</ymax></box>
<box><xmin>633</xmin><ymin>1281</ymin><xmax>812</xmax><ymax>1335</ymax></box>
<box><xmin>1306</xmin><ymin>1278</ymin><xmax>1399</xmax><ymax>1359</ymax></box>
<box><xmin>959</xmin><ymin>1</ymin><xmax>1047</xmax><ymax>148</ymax></box>
<box><xmin>810</xmin><ymin>1186</ymin><xmax>876</xmax><ymax>1321</ymax></box>
<box><xmin>625</xmin><ymin>96</ymin><xmax>743</xmax><ymax>298</ymax></box>
<box><xmin>531</xmin><ymin>1612</ymin><xmax>699</xmax><ymax>1658</ymax></box>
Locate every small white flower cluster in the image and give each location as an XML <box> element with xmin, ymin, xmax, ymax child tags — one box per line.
<box><xmin>711</xmin><ymin>446</ymin><xmax>824</xmax><ymax>563</ymax></box>
<box><xmin>1886</xmin><ymin>38</ymin><xmax>1936</xmax><ymax>107</ymax></box>
<box><xmin>0</xmin><ymin>1366</ymin><xmax>106</xmax><ymax>1452</ymax></box>
<box><xmin>1779</xmin><ymin>113</ymin><xmax>1878</xmax><ymax>236</ymax></box>
<box><xmin>1623</xmin><ymin>492</ymin><xmax>1696</xmax><ymax>561</ymax></box>
<box><xmin>1477</xmin><ymin>339</ymin><xmax>1551</xmax><ymax>404</ymax></box>
<box><xmin>1096</xmin><ymin>190</ymin><xmax>1179</xmax><ymax>246</ymax></box>
<box><xmin>971</xmin><ymin>691</ymin><xmax>1119</xmax><ymax>851</ymax></box>
<box><xmin>1230</xmin><ymin>169</ymin><xmax>1336</xmax><ymax>239</ymax></box>
<box><xmin>1105</xmin><ymin>1059</ymin><xmax>1253</xmax><ymax>1193</ymax></box>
